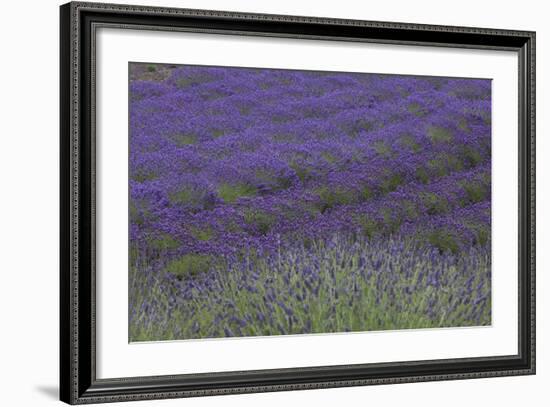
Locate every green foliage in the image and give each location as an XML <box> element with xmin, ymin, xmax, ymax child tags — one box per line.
<box><xmin>401</xmin><ymin>200</ymin><xmax>419</xmax><ymax>219</ymax></box>
<box><xmin>355</xmin><ymin>215</ymin><xmax>379</xmax><ymax>239</ymax></box>
<box><xmin>278</xmin><ymin>77</ymin><xmax>293</xmax><ymax>86</ymax></box>
<box><xmin>164</xmin><ymin>254</ymin><xmax>213</xmax><ymax>279</ymax></box>
<box><xmin>408</xmin><ymin>102</ymin><xmax>426</xmax><ymax>117</ymax></box>
<box><xmin>169</xmin><ymin>189</ymin><xmax>194</xmax><ymax>205</ymax></box>
<box><xmin>238</xmin><ymin>105</ymin><xmax>252</xmax><ymax>115</ymax></box>
<box><xmin>176</xmin><ymin>78</ymin><xmax>196</xmax><ymax>88</ymax></box>
<box><xmin>302</xmin><ymin>236</ymin><xmax>314</xmax><ymax>250</ymax></box>
<box><xmin>380</xmin><ymin>173</ymin><xmax>403</xmax><ymax>193</ymax></box>
<box><xmin>322</xmin><ymin>152</ymin><xmax>337</xmax><ymax>163</ymax></box>
<box><xmin>314</xmin><ymin>186</ymin><xmax>354</xmax><ymax>213</ymax></box>
<box><xmin>254</xmin><ymin>169</ymin><xmax>293</xmax><ymax>191</ymax></box>
<box><xmin>458</xmin><ymin>118</ymin><xmax>471</xmax><ymax>133</ymax></box>
<box><xmin>427</xmin><ymin>126</ymin><xmax>453</xmax><ymax>143</ymax></box>
<box><xmin>224</xmin><ymin>219</ymin><xmax>243</xmax><ymax>233</ymax></box>
<box><xmin>461</xmin><ymin>146</ymin><xmax>483</xmax><ymax>167</ymax></box>
<box><xmin>289</xmin><ymin>161</ymin><xmax>311</xmax><ymax>183</ymax></box>
<box><xmin>271</xmin><ymin>114</ymin><xmax>291</xmax><ymax>124</ymax></box>
<box><xmin>276</xmin><ymin>176</ymin><xmax>294</xmax><ymax>190</ymax></box>
<box><xmin>147</xmin><ymin>234</ymin><xmax>180</xmax><ymax>251</ymax></box>
<box><xmin>445</xmin><ymin>154</ymin><xmax>464</xmax><ymax>172</ymax></box>
<box><xmin>211</xmin><ymin>129</ymin><xmax>226</xmax><ymax>138</ymax></box>
<box><xmin>480</xmin><ymin>111</ymin><xmax>491</xmax><ymax>125</ymax></box>
<box><xmin>189</xmin><ymin>227</ymin><xmax>214</xmax><ymax>241</ymax></box>
<box><xmin>415</xmin><ymin>167</ymin><xmax>430</xmax><ymax>184</ymax></box>
<box><xmin>175</xmin><ymin>74</ymin><xmax>212</xmax><ymax>88</ymax></box>
<box><xmin>468</xmin><ymin>224</ymin><xmax>490</xmax><ymax>246</ymax></box>
<box><xmin>244</xmin><ymin>210</ymin><xmax>276</xmax><ymax>235</ymax></box>
<box><xmin>420</xmin><ymin>192</ymin><xmax>448</xmax><ymax>215</ymax></box>
<box><xmin>168</xmin><ymin>189</ymin><xmax>215</xmax><ymax>212</ymax></box>
<box><xmin>272</xmin><ymin>133</ymin><xmax>295</xmax><ymax>143</ymax></box>
<box><xmin>146</xmin><ymin>65</ymin><xmax>156</xmax><ymax>72</ymax></box>
<box><xmin>129</xmin><ymin>199</ymin><xmax>153</xmax><ymax>226</ymax></box>
<box><xmin>373</xmin><ymin>140</ymin><xmax>392</xmax><ymax>157</ymax></box>
<box><xmin>344</xmin><ymin>118</ymin><xmax>375</xmax><ymax>137</ymax></box>
<box><xmin>361</xmin><ymin>186</ymin><xmax>373</xmax><ymax>201</ymax></box>
<box><xmin>218</xmin><ymin>183</ymin><xmax>257</xmax><ymax>203</ymax></box>
<box><xmin>173</xmin><ymin>133</ymin><xmax>197</xmax><ymax>146</ymax></box>
<box><xmin>460</xmin><ymin>180</ymin><xmax>489</xmax><ymax>204</ymax></box>
<box><xmin>427</xmin><ymin>153</ymin><xmax>463</xmax><ymax>177</ymax></box>
<box><xmin>380</xmin><ymin>208</ymin><xmax>402</xmax><ymax>234</ymax></box>
<box><xmin>426</xmin><ymin>230</ymin><xmax>459</xmax><ymax>254</ymax></box>
<box><xmin>399</xmin><ymin>134</ymin><xmax>421</xmax><ymax>152</ymax></box>
<box><xmin>131</xmin><ymin>169</ymin><xmax>158</xmax><ymax>182</ymax></box>
<box><xmin>427</xmin><ymin>158</ymin><xmax>446</xmax><ymax>177</ymax></box>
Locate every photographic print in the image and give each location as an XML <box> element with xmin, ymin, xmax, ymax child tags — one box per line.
<box><xmin>128</xmin><ymin>62</ymin><xmax>492</xmax><ymax>342</ymax></box>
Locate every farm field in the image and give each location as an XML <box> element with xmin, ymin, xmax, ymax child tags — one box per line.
<box><xmin>128</xmin><ymin>63</ymin><xmax>492</xmax><ymax>342</ymax></box>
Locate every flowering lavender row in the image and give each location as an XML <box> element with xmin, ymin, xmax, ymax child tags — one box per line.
<box><xmin>129</xmin><ymin>233</ymin><xmax>490</xmax><ymax>341</ymax></box>
<box><xmin>128</xmin><ymin>63</ymin><xmax>491</xmax><ymax>341</ymax></box>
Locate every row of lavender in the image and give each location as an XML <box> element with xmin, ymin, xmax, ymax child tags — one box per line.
<box><xmin>128</xmin><ymin>64</ymin><xmax>491</xmax><ymax>340</ymax></box>
<box><xmin>130</xmin><ymin>234</ymin><xmax>490</xmax><ymax>341</ymax></box>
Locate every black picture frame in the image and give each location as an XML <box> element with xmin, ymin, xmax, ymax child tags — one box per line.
<box><xmin>60</xmin><ymin>1</ymin><xmax>536</xmax><ymax>404</ymax></box>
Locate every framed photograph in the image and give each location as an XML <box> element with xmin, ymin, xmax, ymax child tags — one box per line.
<box><xmin>60</xmin><ymin>1</ymin><xmax>536</xmax><ymax>404</ymax></box>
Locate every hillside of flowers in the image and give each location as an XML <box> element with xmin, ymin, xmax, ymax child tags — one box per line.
<box><xmin>128</xmin><ymin>63</ymin><xmax>492</xmax><ymax>341</ymax></box>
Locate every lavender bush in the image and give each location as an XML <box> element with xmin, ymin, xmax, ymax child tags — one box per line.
<box><xmin>128</xmin><ymin>63</ymin><xmax>491</xmax><ymax>341</ymax></box>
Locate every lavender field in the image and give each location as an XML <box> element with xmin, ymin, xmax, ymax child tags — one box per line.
<box><xmin>128</xmin><ymin>63</ymin><xmax>492</xmax><ymax>342</ymax></box>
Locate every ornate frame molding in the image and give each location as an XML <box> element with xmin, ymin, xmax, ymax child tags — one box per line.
<box><xmin>60</xmin><ymin>2</ymin><xmax>535</xmax><ymax>404</ymax></box>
